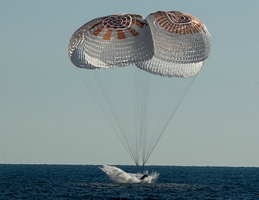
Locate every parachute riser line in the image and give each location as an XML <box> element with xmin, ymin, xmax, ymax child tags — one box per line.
<box><xmin>142</xmin><ymin>76</ymin><xmax>197</xmax><ymax>165</ymax></box>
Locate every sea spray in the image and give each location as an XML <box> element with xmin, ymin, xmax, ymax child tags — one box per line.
<box><xmin>99</xmin><ymin>165</ymin><xmax>159</xmax><ymax>183</ymax></box>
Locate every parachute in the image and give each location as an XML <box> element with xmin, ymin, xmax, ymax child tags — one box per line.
<box><xmin>68</xmin><ymin>11</ymin><xmax>211</xmax><ymax>166</ymax></box>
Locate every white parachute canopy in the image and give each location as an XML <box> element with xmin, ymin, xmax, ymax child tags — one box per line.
<box><xmin>136</xmin><ymin>11</ymin><xmax>211</xmax><ymax>77</ymax></box>
<box><xmin>68</xmin><ymin>11</ymin><xmax>211</xmax><ymax>166</ymax></box>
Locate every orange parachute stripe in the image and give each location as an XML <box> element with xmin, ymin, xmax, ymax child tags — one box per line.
<box><xmin>132</xmin><ymin>19</ymin><xmax>144</xmax><ymax>28</ymax></box>
<box><xmin>127</xmin><ymin>27</ymin><xmax>139</xmax><ymax>37</ymax></box>
<box><xmin>93</xmin><ymin>26</ymin><xmax>104</xmax><ymax>36</ymax></box>
<box><xmin>103</xmin><ymin>29</ymin><xmax>112</xmax><ymax>40</ymax></box>
<box><xmin>117</xmin><ymin>30</ymin><xmax>126</xmax><ymax>40</ymax></box>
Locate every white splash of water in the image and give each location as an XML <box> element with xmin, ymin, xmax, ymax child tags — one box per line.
<box><xmin>99</xmin><ymin>165</ymin><xmax>159</xmax><ymax>183</ymax></box>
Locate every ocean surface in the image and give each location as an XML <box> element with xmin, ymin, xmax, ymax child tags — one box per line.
<box><xmin>1</xmin><ymin>164</ymin><xmax>259</xmax><ymax>199</ymax></box>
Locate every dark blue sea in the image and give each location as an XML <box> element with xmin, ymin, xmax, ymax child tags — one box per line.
<box><xmin>1</xmin><ymin>164</ymin><xmax>259</xmax><ymax>199</ymax></box>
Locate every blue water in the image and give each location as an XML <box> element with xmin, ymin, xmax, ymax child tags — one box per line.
<box><xmin>1</xmin><ymin>164</ymin><xmax>259</xmax><ymax>199</ymax></box>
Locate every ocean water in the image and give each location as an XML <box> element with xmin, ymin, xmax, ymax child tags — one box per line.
<box><xmin>1</xmin><ymin>164</ymin><xmax>259</xmax><ymax>199</ymax></box>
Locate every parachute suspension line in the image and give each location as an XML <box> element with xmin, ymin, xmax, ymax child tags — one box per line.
<box><xmin>114</xmin><ymin>67</ymin><xmax>141</xmax><ymax>166</ymax></box>
<box><xmin>140</xmin><ymin>72</ymin><xmax>153</xmax><ymax>167</ymax></box>
<box><xmin>76</xmin><ymin>70</ymin><xmax>120</xmax><ymax>138</ymax></box>
<box><xmin>134</xmin><ymin>67</ymin><xmax>150</xmax><ymax>167</ymax></box>
<box><xmin>92</xmin><ymin>70</ymin><xmax>137</xmax><ymax>164</ymax></box>
<box><xmin>92</xmin><ymin>69</ymin><xmax>140</xmax><ymax>166</ymax></box>
<box><xmin>134</xmin><ymin>68</ymin><xmax>139</xmax><ymax>165</ymax></box>
<box><xmin>77</xmin><ymin>69</ymin><xmax>137</xmax><ymax>164</ymax></box>
<box><xmin>143</xmin><ymin>76</ymin><xmax>197</xmax><ymax>165</ymax></box>
<box><xmin>139</xmin><ymin>73</ymin><xmax>157</xmax><ymax>166</ymax></box>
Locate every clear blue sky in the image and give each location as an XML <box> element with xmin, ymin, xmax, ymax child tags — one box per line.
<box><xmin>1</xmin><ymin>0</ymin><xmax>259</xmax><ymax>166</ymax></box>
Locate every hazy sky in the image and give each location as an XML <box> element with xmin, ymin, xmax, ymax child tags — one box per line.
<box><xmin>1</xmin><ymin>0</ymin><xmax>259</xmax><ymax>166</ymax></box>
